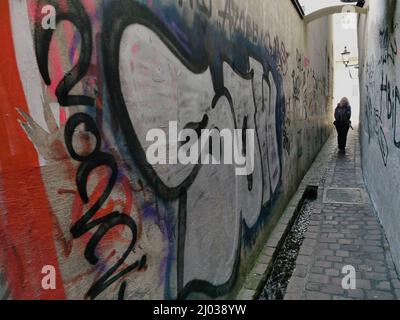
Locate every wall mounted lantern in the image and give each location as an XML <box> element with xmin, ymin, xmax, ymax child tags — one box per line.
<box><xmin>341</xmin><ymin>46</ymin><xmax>359</xmax><ymax>79</ymax></box>
<box><xmin>341</xmin><ymin>46</ymin><xmax>359</xmax><ymax>68</ymax></box>
<box><xmin>341</xmin><ymin>46</ymin><xmax>351</xmax><ymax>67</ymax></box>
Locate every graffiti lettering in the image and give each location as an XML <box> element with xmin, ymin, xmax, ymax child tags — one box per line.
<box><xmin>34</xmin><ymin>0</ymin><xmax>145</xmax><ymax>299</ymax></box>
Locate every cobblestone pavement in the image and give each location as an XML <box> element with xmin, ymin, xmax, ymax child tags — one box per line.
<box><xmin>285</xmin><ymin>128</ymin><xmax>400</xmax><ymax>300</ymax></box>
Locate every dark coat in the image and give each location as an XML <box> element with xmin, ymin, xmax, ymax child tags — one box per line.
<box><xmin>334</xmin><ymin>104</ymin><xmax>351</xmax><ymax>126</ymax></box>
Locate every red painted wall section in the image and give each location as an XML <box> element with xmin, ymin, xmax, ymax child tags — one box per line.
<box><xmin>0</xmin><ymin>0</ymin><xmax>65</xmax><ymax>299</ymax></box>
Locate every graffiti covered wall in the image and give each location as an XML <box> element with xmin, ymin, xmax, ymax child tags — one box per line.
<box><xmin>0</xmin><ymin>0</ymin><xmax>333</xmax><ymax>299</ymax></box>
<box><xmin>358</xmin><ymin>0</ymin><xmax>400</xmax><ymax>272</ymax></box>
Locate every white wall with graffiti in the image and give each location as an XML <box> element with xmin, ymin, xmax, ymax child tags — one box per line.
<box><xmin>0</xmin><ymin>0</ymin><xmax>333</xmax><ymax>299</ymax></box>
<box><xmin>358</xmin><ymin>0</ymin><xmax>400</xmax><ymax>272</ymax></box>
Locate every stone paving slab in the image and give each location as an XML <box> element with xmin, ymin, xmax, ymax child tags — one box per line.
<box><xmin>285</xmin><ymin>128</ymin><xmax>400</xmax><ymax>300</ymax></box>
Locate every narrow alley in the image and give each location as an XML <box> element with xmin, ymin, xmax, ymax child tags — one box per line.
<box><xmin>2</xmin><ymin>0</ymin><xmax>400</xmax><ymax>306</ymax></box>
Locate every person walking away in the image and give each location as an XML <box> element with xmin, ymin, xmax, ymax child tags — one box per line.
<box><xmin>334</xmin><ymin>97</ymin><xmax>352</xmax><ymax>153</ymax></box>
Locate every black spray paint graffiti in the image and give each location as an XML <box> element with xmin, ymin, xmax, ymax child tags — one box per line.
<box><xmin>364</xmin><ymin>23</ymin><xmax>400</xmax><ymax>166</ymax></box>
<box><xmin>292</xmin><ymin>49</ymin><xmax>305</xmax><ymax>102</ymax></box>
<box><xmin>64</xmin><ymin>113</ymin><xmax>147</xmax><ymax>299</ymax></box>
<box><xmin>217</xmin><ymin>0</ymin><xmax>290</xmax><ymax>76</ymax></box>
<box><xmin>379</xmin><ymin>25</ymin><xmax>398</xmax><ymax>65</ymax></box>
<box><xmin>178</xmin><ymin>0</ymin><xmax>212</xmax><ymax>18</ymax></box>
<box><xmin>34</xmin><ymin>0</ymin><xmax>146</xmax><ymax>300</ymax></box>
<box><xmin>290</xmin><ymin>49</ymin><xmax>324</xmax><ymax>121</ymax></box>
<box><xmin>218</xmin><ymin>0</ymin><xmax>260</xmax><ymax>43</ymax></box>
<box><xmin>283</xmin><ymin>99</ymin><xmax>292</xmax><ymax>155</ymax></box>
<box><xmin>101</xmin><ymin>0</ymin><xmax>284</xmax><ymax>299</ymax></box>
<box><xmin>32</xmin><ymin>0</ymin><xmax>285</xmax><ymax>299</ymax></box>
<box><xmin>365</xmin><ymin>70</ymin><xmax>391</xmax><ymax>166</ymax></box>
<box><xmin>285</xmin><ymin>48</ymin><xmax>329</xmax><ymax>157</ymax></box>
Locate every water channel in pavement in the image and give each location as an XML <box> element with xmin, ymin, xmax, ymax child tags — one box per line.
<box><xmin>260</xmin><ymin>198</ymin><xmax>315</xmax><ymax>300</ymax></box>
